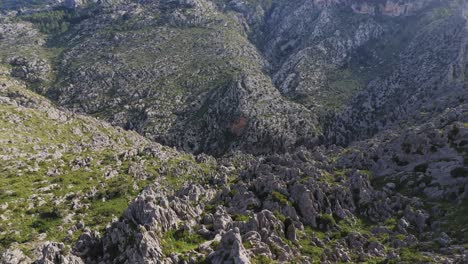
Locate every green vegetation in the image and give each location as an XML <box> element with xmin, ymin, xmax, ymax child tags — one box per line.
<box><xmin>0</xmin><ymin>1</ymin><xmax>464</xmax><ymax>262</ymax></box>
<box><xmin>242</xmin><ymin>240</ymin><xmax>253</xmax><ymax>249</ymax></box>
<box><xmin>233</xmin><ymin>214</ymin><xmax>250</xmax><ymax>222</ymax></box>
<box><xmin>383</xmin><ymin>218</ymin><xmax>397</xmax><ymax>230</ymax></box>
<box><xmin>297</xmin><ymin>226</ymin><xmax>325</xmax><ymax>263</ymax></box>
<box><xmin>290</xmin><ymin>71</ymin><xmax>365</xmax><ymax>112</ymax></box>
<box><xmin>298</xmin><ymin>240</ymin><xmax>324</xmax><ymax>260</ymax></box>
<box><xmin>319</xmin><ymin>168</ymin><xmax>350</xmax><ymax>185</ymax></box>
<box><xmin>336</xmin><ymin>218</ymin><xmax>372</xmax><ymax>237</ymax></box>
<box><xmin>0</xmin><ymin>100</ymin><xmax>148</xmax><ymax>250</ymax></box>
<box><xmin>398</xmin><ymin>247</ymin><xmax>434</xmax><ymax>263</ymax></box>
<box><xmin>322</xmin><ymin>68</ymin><xmax>366</xmax><ymax>111</ymax></box>
<box><xmin>20</xmin><ymin>10</ymin><xmax>71</xmax><ymax>34</ymax></box>
<box><xmin>161</xmin><ymin>229</ymin><xmax>206</xmax><ymax>256</ymax></box>
<box><xmin>318</xmin><ymin>213</ymin><xmax>336</xmax><ymax>227</ymax></box>
<box><xmin>273</xmin><ymin>211</ymin><xmax>287</xmax><ymax>222</ymax></box>
<box><xmin>271</xmin><ymin>191</ymin><xmax>292</xmax><ymax>206</ymax></box>
<box><xmin>161</xmin><ymin>154</ymin><xmax>218</xmax><ymax>189</ymax></box>
<box><xmin>18</xmin><ymin>6</ymin><xmax>94</xmax><ymax>35</ymax></box>
<box><xmin>251</xmin><ymin>255</ymin><xmax>276</xmax><ymax>264</ymax></box>
<box><xmin>210</xmin><ymin>240</ymin><xmax>220</xmax><ymax>250</ymax></box>
<box><xmin>0</xmin><ymin>77</ymin><xmax>220</xmax><ymax>253</ymax></box>
<box><xmin>437</xmin><ymin>200</ymin><xmax>468</xmax><ymax>244</ymax></box>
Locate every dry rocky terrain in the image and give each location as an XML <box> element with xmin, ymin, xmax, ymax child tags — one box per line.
<box><xmin>0</xmin><ymin>0</ymin><xmax>467</xmax><ymax>263</ymax></box>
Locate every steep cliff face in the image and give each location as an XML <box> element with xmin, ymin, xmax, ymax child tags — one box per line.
<box><xmin>45</xmin><ymin>0</ymin><xmax>320</xmax><ymax>155</ymax></box>
<box><xmin>227</xmin><ymin>0</ymin><xmax>466</xmax><ymax>145</ymax></box>
<box><xmin>18</xmin><ymin>0</ymin><xmax>463</xmax><ymax>156</ymax></box>
<box><xmin>327</xmin><ymin>1</ymin><xmax>467</xmax><ymax>145</ymax></box>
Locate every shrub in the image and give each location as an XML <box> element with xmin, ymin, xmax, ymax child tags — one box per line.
<box><xmin>161</xmin><ymin>229</ymin><xmax>205</xmax><ymax>256</ymax></box>
<box><xmin>210</xmin><ymin>240</ymin><xmax>220</xmax><ymax>250</ymax></box>
<box><xmin>20</xmin><ymin>10</ymin><xmax>69</xmax><ymax>34</ymax></box>
<box><xmin>399</xmin><ymin>247</ymin><xmax>433</xmax><ymax>262</ymax></box>
<box><xmin>318</xmin><ymin>213</ymin><xmax>336</xmax><ymax>226</ymax></box>
<box><xmin>233</xmin><ymin>214</ymin><xmax>250</xmax><ymax>222</ymax></box>
<box><xmin>271</xmin><ymin>191</ymin><xmax>292</xmax><ymax>206</ymax></box>
<box><xmin>384</xmin><ymin>218</ymin><xmax>397</xmax><ymax>228</ymax></box>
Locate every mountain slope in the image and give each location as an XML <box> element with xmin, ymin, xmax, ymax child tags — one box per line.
<box><xmin>226</xmin><ymin>0</ymin><xmax>467</xmax><ymax>144</ymax></box>
<box><xmin>39</xmin><ymin>0</ymin><xmax>466</xmax><ymax>155</ymax></box>
<box><xmin>0</xmin><ymin>0</ymin><xmax>467</xmax><ymax>263</ymax></box>
<box><xmin>45</xmin><ymin>0</ymin><xmax>320</xmax><ymax>155</ymax></box>
<box><xmin>0</xmin><ymin>71</ymin><xmax>226</xmax><ymax>261</ymax></box>
<box><xmin>1</xmin><ymin>67</ymin><xmax>466</xmax><ymax>262</ymax></box>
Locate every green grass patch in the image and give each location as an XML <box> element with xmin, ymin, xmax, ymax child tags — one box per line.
<box><xmin>398</xmin><ymin>247</ymin><xmax>434</xmax><ymax>263</ymax></box>
<box><xmin>251</xmin><ymin>255</ymin><xmax>276</xmax><ymax>264</ymax></box>
<box><xmin>298</xmin><ymin>226</ymin><xmax>325</xmax><ymax>262</ymax></box>
<box><xmin>161</xmin><ymin>229</ymin><xmax>206</xmax><ymax>256</ymax></box>
<box><xmin>271</xmin><ymin>191</ymin><xmax>292</xmax><ymax>206</ymax></box>
<box><xmin>233</xmin><ymin>214</ymin><xmax>250</xmax><ymax>222</ymax></box>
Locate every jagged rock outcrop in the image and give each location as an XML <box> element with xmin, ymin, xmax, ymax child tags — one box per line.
<box><xmin>337</xmin><ymin>104</ymin><xmax>468</xmax><ymax>202</ymax></box>
<box><xmin>209</xmin><ymin>228</ymin><xmax>250</xmax><ymax>264</ymax></box>
<box><xmin>1</xmin><ymin>248</ymin><xmax>31</xmax><ymax>264</ymax></box>
<box><xmin>9</xmin><ymin>56</ymin><xmax>50</xmax><ymax>83</ymax></box>
<box><xmin>63</xmin><ymin>0</ymin><xmax>85</xmax><ymax>9</ymax></box>
<box><xmin>34</xmin><ymin>242</ymin><xmax>84</xmax><ymax>264</ymax></box>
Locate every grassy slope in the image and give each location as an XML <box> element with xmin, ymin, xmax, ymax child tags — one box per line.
<box><xmin>0</xmin><ymin>74</ymin><xmax>217</xmax><ymax>254</ymax></box>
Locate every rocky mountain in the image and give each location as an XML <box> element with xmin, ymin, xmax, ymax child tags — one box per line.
<box><xmin>0</xmin><ymin>0</ymin><xmax>467</xmax><ymax>263</ymax></box>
